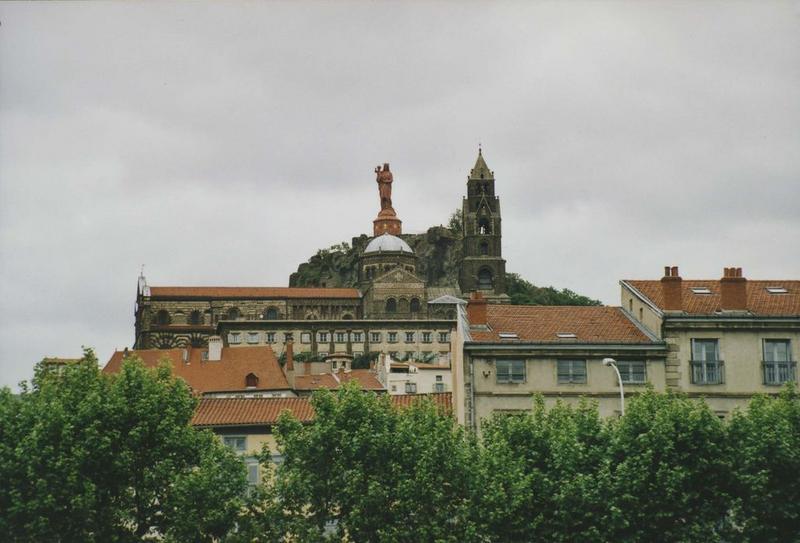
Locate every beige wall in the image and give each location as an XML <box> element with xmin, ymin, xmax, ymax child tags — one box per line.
<box><xmin>621</xmin><ymin>283</ymin><xmax>664</xmax><ymax>338</ymax></box>
<box><xmin>465</xmin><ymin>353</ymin><xmax>666</xmax><ymax>433</ymax></box>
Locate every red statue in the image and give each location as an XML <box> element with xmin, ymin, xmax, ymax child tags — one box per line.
<box><xmin>376</xmin><ymin>163</ymin><xmax>393</xmax><ymax>211</ymax></box>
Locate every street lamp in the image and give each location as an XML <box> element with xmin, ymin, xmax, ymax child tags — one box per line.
<box><xmin>603</xmin><ymin>358</ymin><xmax>625</xmax><ymax>416</ymax></box>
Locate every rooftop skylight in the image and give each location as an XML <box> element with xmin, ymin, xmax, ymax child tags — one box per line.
<box><xmin>691</xmin><ymin>287</ymin><xmax>712</xmax><ymax>295</ymax></box>
<box><xmin>498</xmin><ymin>332</ymin><xmax>519</xmax><ymax>340</ymax></box>
<box><xmin>766</xmin><ymin>286</ymin><xmax>788</xmax><ymax>294</ymax></box>
<box><xmin>556</xmin><ymin>333</ymin><xmax>577</xmax><ymax>339</ymax></box>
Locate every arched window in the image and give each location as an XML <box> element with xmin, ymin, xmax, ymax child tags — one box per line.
<box><xmin>478</xmin><ymin>268</ymin><xmax>493</xmax><ymax>290</ymax></box>
<box><xmin>480</xmin><ymin>241</ymin><xmax>489</xmax><ymax>256</ymax></box>
<box><xmin>245</xmin><ymin>373</ymin><xmax>259</xmax><ymax>388</ymax></box>
<box><xmin>156</xmin><ymin>310</ymin><xmax>171</xmax><ymax>326</ymax></box>
<box><xmin>264</xmin><ymin>307</ymin><xmax>278</xmax><ymax>320</ymax></box>
<box><xmin>410</xmin><ymin>298</ymin><xmax>421</xmax><ymax>313</ymax></box>
<box><xmin>386</xmin><ymin>298</ymin><xmax>397</xmax><ymax>313</ymax></box>
<box><xmin>478</xmin><ymin>218</ymin><xmax>491</xmax><ymax>235</ymax></box>
<box><xmin>189</xmin><ymin>310</ymin><xmax>203</xmax><ymax>325</ymax></box>
<box><xmin>227</xmin><ymin>307</ymin><xmax>240</xmax><ymax>320</ymax></box>
<box><xmin>342</xmin><ymin>313</ymin><xmax>354</xmax><ymax>320</ymax></box>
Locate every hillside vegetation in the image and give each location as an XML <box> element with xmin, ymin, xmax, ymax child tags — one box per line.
<box><xmin>289</xmin><ymin>216</ymin><xmax>600</xmax><ymax>306</ymax></box>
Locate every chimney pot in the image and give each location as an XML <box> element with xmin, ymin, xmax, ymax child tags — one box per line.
<box><xmin>720</xmin><ymin>267</ymin><xmax>747</xmax><ymax>311</ymax></box>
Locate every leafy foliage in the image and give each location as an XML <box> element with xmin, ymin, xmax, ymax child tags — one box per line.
<box><xmin>0</xmin><ymin>349</ymin><xmax>246</xmax><ymax>542</ymax></box>
<box><xmin>506</xmin><ymin>272</ymin><xmax>602</xmax><ymax>306</ymax></box>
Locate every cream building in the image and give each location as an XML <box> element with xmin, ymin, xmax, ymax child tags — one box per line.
<box><xmin>375</xmin><ymin>353</ymin><xmax>452</xmax><ymax>395</ymax></box>
<box><xmin>455</xmin><ymin>293</ymin><xmax>667</xmax><ymax>433</ymax></box>
<box><xmin>621</xmin><ymin>266</ymin><xmax>800</xmax><ymax>416</ymax></box>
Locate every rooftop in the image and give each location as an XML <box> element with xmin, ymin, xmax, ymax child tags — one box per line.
<box><xmin>364</xmin><ymin>233</ymin><xmax>414</xmax><ymax>254</ymax></box>
<box><xmin>469</xmin><ymin>305</ymin><xmax>656</xmax><ymax>344</ymax></box>
<box><xmin>625</xmin><ymin>279</ymin><xmax>800</xmax><ymax>316</ymax></box>
<box><xmin>103</xmin><ymin>346</ymin><xmax>290</xmax><ymax>393</ymax></box>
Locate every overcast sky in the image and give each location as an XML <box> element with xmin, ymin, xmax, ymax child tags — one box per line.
<box><xmin>1</xmin><ymin>1</ymin><xmax>798</xmax><ymax>388</ymax></box>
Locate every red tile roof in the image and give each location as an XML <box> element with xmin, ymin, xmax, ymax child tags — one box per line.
<box><xmin>192</xmin><ymin>397</ymin><xmax>315</xmax><ymax>426</ymax></box>
<box><xmin>103</xmin><ymin>346</ymin><xmax>290</xmax><ymax>393</ymax></box>
<box><xmin>147</xmin><ymin>286</ymin><xmax>360</xmax><ymax>299</ymax></box>
<box><xmin>293</xmin><ymin>369</ymin><xmax>385</xmax><ymax>391</ymax></box>
<box><xmin>470</xmin><ymin>305</ymin><xmax>653</xmax><ymax>343</ymax></box>
<box><xmin>625</xmin><ymin>280</ymin><xmax>800</xmax><ymax>316</ymax></box>
<box><xmin>191</xmin><ymin>393</ymin><xmax>453</xmax><ymax>427</ymax></box>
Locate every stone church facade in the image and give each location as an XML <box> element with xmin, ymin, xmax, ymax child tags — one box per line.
<box><xmin>133</xmin><ymin>151</ymin><xmax>508</xmax><ymax>351</ymax></box>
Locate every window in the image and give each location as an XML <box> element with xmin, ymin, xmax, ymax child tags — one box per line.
<box><xmin>336</xmin><ymin>332</ymin><xmax>347</xmax><ymax>343</ymax></box>
<box><xmin>422</xmin><ymin>332</ymin><xmax>432</xmax><ymax>343</ymax></box>
<box><xmin>246</xmin><ymin>461</ymin><xmax>260</xmax><ymax>486</ymax></box>
<box><xmin>352</xmin><ymin>332</ymin><xmax>363</xmax><ymax>343</ymax></box>
<box><xmin>691</xmin><ymin>339</ymin><xmax>723</xmax><ymax>384</ymax></box>
<box><xmin>386</xmin><ymin>298</ymin><xmax>397</xmax><ymax>313</ymax></box>
<box><xmin>499</xmin><ymin>332</ymin><xmax>519</xmax><ymax>340</ymax></box>
<box><xmin>763</xmin><ymin>339</ymin><xmax>795</xmax><ymax>385</ymax></box>
<box><xmin>766</xmin><ymin>286</ymin><xmax>788</xmax><ymax>294</ymax></box>
<box><xmin>496</xmin><ymin>360</ymin><xmax>525</xmax><ymax>383</ymax></box>
<box><xmin>405</xmin><ymin>332</ymin><xmax>415</xmax><ymax>343</ymax></box>
<box><xmin>391</xmin><ymin>385</ymin><xmax>397</xmax><ymax>392</ymax></box>
<box><xmin>156</xmin><ymin>310</ymin><xmax>171</xmax><ymax>326</ymax></box>
<box><xmin>558</xmin><ymin>360</ymin><xmax>587</xmax><ymax>384</ymax></box>
<box><xmin>434</xmin><ymin>382</ymin><xmax>445</xmax><ymax>393</ymax></box>
<box><xmin>353</xmin><ymin>351</ymin><xmax>363</xmax><ymax>358</ymax></box>
<box><xmin>410</xmin><ymin>298</ymin><xmax>421</xmax><ymax>313</ymax></box>
<box><xmin>300</xmin><ymin>332</ymin><xmax>311</xmax><ymax>344</ymax></box>
<box><xmin>438</xmin><ymin>332</ymin><xmax>449</xmax><ymax>343</ymax></box>
<box><xmin>388</xmin><ymin>332</ymin><xmax>398</xmax><ymax>343</ymax></box>
<box><xmin>189</xmin><ymin>310</ymin><xmax>203</xmax><ymax>325</ymax></box>
<box><xmin>556</xmin><ymin>333</ymin><xmax>576</xmax><ymax>339</ymax></box>
<box><xmin>617</xmin><ymin>361</ymin><xmax>646</xmax><ymax>384</ymax></box>
<box><xmin>478</xmin><ymin>218</ymin><xmax>491</xmax><ymax>235</ymax></box>
<box><xmin>245</xmin><ymin>373</ymin><xmax>259</xmax><ymax>388</ymax></box>
<box><xmin>478</xmin><ymin>268</ymin><xmax>493</xmax><ymax>290</ymax></box>
<box><xmin>266</xmin><ymin>332</ymin><xmax>276</xmax><ymax>343</ymax></box>
<box><xmin>227</xmin><ymin>307</ymin><xmax>240</xmax><ymax>320</ymax></box>
<box><xmin>318</xmin><ymin>352</ymin><xmax>328</xmax><ymax>358</ymax></box>
<box><xmin>342</xmin><ymin>313</ymin><xmax>354</xmax><ymax>320</ymax></box>
<box><xmin>480</xmin><ymin>241</ymin><xmax>489</xmax><ymax>255</ymax></box>
<box><xmin>405</xmin><ymin>382</ymin><xmax>417</xmax><ymax>394</ymax></box>
<box><xmin>318</xmin><ymin>332</ymin><xmax>329</xmax><ymax>343</ymax></box>
<box><xmin>223</xmin><ymin>436</ymin><xmax>246</xmax><ymax>452</ymax></box>
<box><xmin>247</xmin><ymin>332</ymin><xmax>259</xmax><ymax>344</ymax></box>
<box><xmin>229</xmin><ymin>333</ymin><xmax>241</xmax><ymax>345</ymax></box>
<box><xmin>370</xmin><ymin>332</ymin><xmax>382</xmax><ymax>343</ymax></box>
<box><xmin>264</xmin><ymin>307</ymin><xmax>279</xmax><ymax>320</ymax></box>
<box><xmin>691</xmin><ymin>287</ymin><xmax>712</xmax><ymax>295</ymax></box>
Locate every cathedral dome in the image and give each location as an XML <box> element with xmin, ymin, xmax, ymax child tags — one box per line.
<box><xmin>364</xmin><ymin>233</ymin><xmax>413</xmax><ymax>254</ymax></box>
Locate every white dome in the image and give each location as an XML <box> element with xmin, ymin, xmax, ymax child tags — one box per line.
<box><xmin>364</xmin><ymin>233</ymin><xmax>413</xmax><ymax>254</ymax></box>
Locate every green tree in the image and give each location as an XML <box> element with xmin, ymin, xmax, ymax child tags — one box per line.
<box><xmin>246</xmin><ymin>383</ymin><xmax>480</xmax><ymax>542</ymax></box>
<box><xmin>0</xmin><ymin>349</ymin><xmax>246</xmax><ymax>542</ymax></box>
<box><xmin>506</xmin><ymin>272</ymin><xmax>602</xmax><ymax>306</ymax></box>
<box><xmin>605</xmin><ymin>389</ymin><xmax>731</xmax><ymax>542</ymax></box>
<box><xmin>447</xmin><ymin>208</ymin><xmax>463</xmax><ymax>234</ymax></box>
<box><xmin>477</xmin><ymin>397</ymin><xmax>611</xmax><ymax>542</ymax></box>
<box><xmin>726</xmin><ymin>385</ymin><xmax>800</xmax><ymax>543</ymax></box>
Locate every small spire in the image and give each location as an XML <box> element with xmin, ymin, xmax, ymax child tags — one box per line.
<box><xmin>470</xmin><ymin>147</ymin><xmax>493</xmax><ymax>180</ymax></box>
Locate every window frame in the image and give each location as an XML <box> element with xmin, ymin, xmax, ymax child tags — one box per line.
<box><xmin>557</xmin><ymin>359</ymin><xmax>587</xmax><ymax>384</ymax></box>
<box><xmin>223</xmin><ymin>436</ymin><xmax>246</xmax><ymax>453</ymax></box>
<box><xmin>496</xmin><ymin>359</ymin><xmax>526</xmax><ymax>384</ymax></box>
<box><xmin>690</xmin><ymin>338</ymin><xmax>724</xmax><ymax>385</ymax></box>
<box><xmin>616</xmin><ymin>360</ymin><xmax>647</xmax><ymax>384</ymax></box>
<box><xmin>763</xmin><ymin>339</ymin><xmax>795</xmax><ymax>386</ymax></box>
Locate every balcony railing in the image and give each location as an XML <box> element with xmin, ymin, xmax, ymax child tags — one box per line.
<box><xmin>762</xmin><ymin>361</ymin><xmax>797</xmax><ymax>386</ymax></box>
<box><xmin>690</xmin><ymin>360</ymin><xmax>725</xmax><ymax>385</ymax></box>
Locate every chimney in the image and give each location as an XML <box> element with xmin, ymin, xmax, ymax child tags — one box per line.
<box><xmin>720</xmin><ymin>267</ymin><xmax>747</xmax><ymax>311</ymax></box>
<box><xmin>660</xmin><ymin>266</ymin><xmax>683</xmax><ymax>311</ymax></box>
<box><xmin>208</xmin><ymin>336</ymin><xmax>222</xmax><ymax>361</ymax></box>
<box><xmin>467</xmin><ymin>291</ymin><xmax>488</xmax><ymax>326</ymax></box>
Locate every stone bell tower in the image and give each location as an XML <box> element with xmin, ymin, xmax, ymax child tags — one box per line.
<box><xmin>373</xmin><ymin>163</ymin><xmax>402</xmax><ymax>236</ymax></box>
<box><xmin>459</xmin><ymin>149</ymin><xmax>508</xmax><ymax>299</ymax></box>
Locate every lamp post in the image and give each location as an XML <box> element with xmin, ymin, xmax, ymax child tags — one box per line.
<box><xmin>603</xmin><ymin>358</ymin><xmax>625</xmax><ymax>416</ymax></box>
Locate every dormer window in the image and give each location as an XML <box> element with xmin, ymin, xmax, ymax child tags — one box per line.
<box><xmin>766</xmin><ymin>286</ymin><xmax>788</xmax><ymax>294</ymax></box>
<box><xmin>245</xmin><ymin>373</ymin><xmax>259</xmax><ymax>388</ymax></box>
<box><xmin>691</xmin><ymin>287</ymin><xmax>712</xmax><ymax>295</ymax></box>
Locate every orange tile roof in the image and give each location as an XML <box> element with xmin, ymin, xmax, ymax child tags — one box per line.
<box><xmin>148</xmin><ymin>286</ymin><xmax>360</xmax><ymax>299</ymax></box>
<box><xmin>191</xmin><ymin>393</ymin><xmax>453</xmax><ymax>427</ymax></box>
<box><xmin>470</xmin><ymin>305</ymin><xmax>654</xmax><ymax>343</ymax></box>
<box><xmin>103</xmin><ymin>346</ymin><xmax>290</xmax><ymax>393</ymax></box>
<box><xmin>293</xmin><ymin>373</ymin><xmax>341</xmax><ymax>390</ymax></box>
<box><xmin>625</xmin><ymin>280</ymin><xmax>800</xmax><ymax>316</ymax></box>
<box><xmin>339</xmin><ymin>369</ymin><xmax>385</xmax><ymax>390</ymax></box>
<box><xmin>192</xmin><ymin>397</ymin><xmax>315</xmax><ymax>426</ymax></box>
<box><xmin>293</xmin><ymin>370</ymin><xmax>385</xmax><ymax>391</ymax></box>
